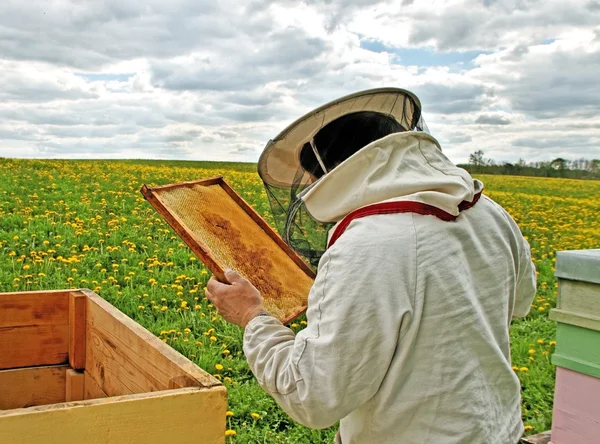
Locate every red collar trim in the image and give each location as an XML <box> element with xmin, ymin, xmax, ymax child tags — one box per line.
<box><xmin>327</xmin><ymin>191</ymin><xmax>482</xmax><ymax>249</ymax></box>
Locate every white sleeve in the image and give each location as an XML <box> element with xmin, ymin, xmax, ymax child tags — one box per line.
<box><xmin>513</xmin><ymin>234</ymin><xmax>537</xmax><ymax>318</ymax></box>
<box><xmin>242</xmin><ymin>220</ymin><xmax>415</xmax><ymax>429</ymax></box>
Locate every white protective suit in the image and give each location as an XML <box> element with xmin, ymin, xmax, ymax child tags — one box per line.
<box><xmin>243</xmin><ymin>131</ymin><xmax>537</xmax><ymax>443</ymax></box>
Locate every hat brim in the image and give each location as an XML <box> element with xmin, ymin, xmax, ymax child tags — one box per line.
<box><xmin>258</xmin><ymin>87</ymin><xmax>423</xmax><ymax>188</ymax></box>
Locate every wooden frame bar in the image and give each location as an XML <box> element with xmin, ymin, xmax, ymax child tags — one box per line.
<box><xmin>0</xmin><ymin>365</ymin><xmax>68</xmax><ymax>410</ymax></box>
<box><xmin>0</xmin><ymin>290</ymin><xmax>70</xmax><ymax>369</ymax></box>
<box><xmin>140</xmin><ymin>176</ymin><xmax>315</xmax><ymax>324</ymax></box>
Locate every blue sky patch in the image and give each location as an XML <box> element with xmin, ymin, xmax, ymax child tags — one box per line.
<box><xmin>360</xmin><ymin>39</ymin><xmax>488</xmax><ymax>69</ymax></box>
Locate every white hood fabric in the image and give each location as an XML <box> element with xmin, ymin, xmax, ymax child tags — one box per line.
<box><xmin>243</xmin><ymin>132</ymin><xmax>536</xmax><ymax>443</ymax></box>
<box><xmin>301</xmin><ymin>131</ymin><xmax>482</xmax><ymax>224</ymax></box>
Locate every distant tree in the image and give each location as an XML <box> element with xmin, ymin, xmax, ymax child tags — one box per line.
<box><xmin>469</xmin><ymin>150</ymin><xmax>486</xmax><ymax>167</ymax></box>
<box><xmin>550</xmin><ymin>158</ymin><xmax>568</xmax><ymax>170</ymax></box>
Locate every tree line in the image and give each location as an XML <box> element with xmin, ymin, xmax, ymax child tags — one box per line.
<box><xmin>458</xmin><ymin>150</ymin><xmax>600</xmax><ymax>180</ymax></box>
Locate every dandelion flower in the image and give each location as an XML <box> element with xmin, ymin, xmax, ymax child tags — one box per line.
<box><xmin>225</xmin><ymin>430</ymin><xmax>236</xmax><ymax>437</ymax></box>
<box><xmin>215</xmin><ymin>364</ymin><xmax>224</xmax><ymax>371</ymax></box>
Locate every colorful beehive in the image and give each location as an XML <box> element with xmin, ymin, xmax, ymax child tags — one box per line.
<box><xmin>548</xmin><ymin>249</ymin><xmax>600</xmax><ymax>444</ymax></box>
<box><xmin>0</xmin><ymin>289</ymin><xmax>227</xmax><ymax>444</ymax></box>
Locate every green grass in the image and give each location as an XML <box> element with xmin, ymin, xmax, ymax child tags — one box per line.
<box><xmin>0</xmin><ymin>160</ymin><xmax>599</xmax><ymax>441</ymax></box>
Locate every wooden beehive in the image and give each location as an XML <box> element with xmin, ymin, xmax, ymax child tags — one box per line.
<box><xmin>0</xmin><ymin>289</ymin><xmax>227</xmax><ymax>444</ymax></box>
<box><xmin>547</xmin><ymin>249</ymin><xmax>600</xmax><ymax>444</ymax></box>
<box><xmin>141</xmin><ymin>176</ymin><xmax>315</xmax><ymax>324</ymax></box>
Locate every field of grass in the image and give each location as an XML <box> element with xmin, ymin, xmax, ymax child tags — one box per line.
<box><xmin>1</xmin><ymin>158</ymin><xmax>599</xmax><ymax>442</ymax></box>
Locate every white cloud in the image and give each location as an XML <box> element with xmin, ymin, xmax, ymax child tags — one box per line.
<box><xmin>0</xmin><ymin>0</ymin><xmax>598</xmax><ymax>164</ymax></box>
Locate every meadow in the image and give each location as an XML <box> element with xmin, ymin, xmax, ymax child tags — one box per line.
<box><xmin>1</xmin><ymin>158</ymin><xmax>599</xmax><ymax>442</ymax></box>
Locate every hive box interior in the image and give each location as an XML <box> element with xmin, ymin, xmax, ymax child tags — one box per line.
<box><xmin>0</xmin><ymin>289</ymin><xmax>226</xmax><ymax>444</ymax></box>
<box><xmin>141</xmin><ymin>177</ymin><xmax>316</xmax><ymax>324</ymax></box>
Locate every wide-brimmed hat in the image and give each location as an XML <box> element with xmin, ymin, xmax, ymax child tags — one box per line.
<box><xmin>258</xmin><ymin>87</ymin><xmax>424</xmax><ymax>188</ymax></box>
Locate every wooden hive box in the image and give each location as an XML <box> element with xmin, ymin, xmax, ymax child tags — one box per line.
<box><xmin>547</xmin><ymin>249</ymin><xmax>600</xmax><ymax>444</ymax></box>
<box><xmin>0</xmin><ymin>289</ymin><xmax>227</xmax><ymax>444</ymax></box>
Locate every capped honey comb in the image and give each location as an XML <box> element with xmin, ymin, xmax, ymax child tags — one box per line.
<box><xmin>141</xmin><ymin>177</ymin><xmax>315</xmax><ymax>324</ymax></box>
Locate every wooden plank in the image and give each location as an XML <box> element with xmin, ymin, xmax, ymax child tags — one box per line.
<box><xmin>142</xmin><ymin>176</ymin><xmax>224</xmax><ymax>192</ymax></box>
<box><xmin>65</xmin><ymin>369</ymin><xmax>85</xmax><ymax>402</ymax></box>
<box><xmin>0</xmin><ymin>325</ymin><xmax>68</xmax><ymax>369</ymax></box>
<box><xmin>0</xmin><ymin>290</ymin><xmax>70</xmax><ymax>369</ymax></box>
<box><xmin>520</xmin><ymin>431</ymin><xmax>551</xmax><ymax>444</ymax></box>
<box><xmin>141</xmin><ymin>183</ymin><xmax>227</xmax><ymax>282</ymax></box>
<box><xmin>0</xmin><ymin>365</ymin><xmax>68</xmax><ymax>410</ymax></box>
<box><xmin>84</xmin><ymin>371</ymin><xmax>107</xmax><ymax>400</ymax></box>
<box><xmin>0</xmin><ymin>386</ymin><xmax>227</xmax><ymax>444</ymax></box>
<box><xmin>0</xmin><ymin>290</ymin><xmax>69</xmax><ymax>328</ymax></box>
<box><xmin>83</xmin><ymin>289</ymin><xmax>221</xmax><ymax>398</ymax></box>
<box><xmin>69</xmin><ymin>292</ymin><xmax>86</xmax><ymax>369</ymax></box>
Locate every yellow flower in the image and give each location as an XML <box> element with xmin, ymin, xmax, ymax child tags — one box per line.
<box><xmin>225</xmin><ymin>430</ymin><xmax>236</xmax><ymax>437</ymax></box>
<box><xmin>549</xmin><ymin>341</ymin><xmax>556</xmax><ymax>346</ymax></box>
<box><xmin>251</xmin><ymin>413</ymin><xmax>261</xmax><ymax>419</ymax></box>
<box><xmin>138</xmin><ymin>305</ymin><xmax>145</xmax><ymax>310</ymax></box>
<box><xmin>181</xmin><ymin>301</ymin><xmax>188</xmax><ymax>308</ymax></box>
<box><xmin>215</xmin><ymin>364</ymin><xmax>224</xmax><ymax>371</ymax></box>
<box><xmin>512</xmin><ymin>366</ymin><xmax>519</xmax><ymax>371</ymax></box>
<box><xmin>184</xmin><ymin>328</ymin><xmax>191</xmax><ymax>333</ymax></box>
<box><xmin>528</xmin><ymin>349</ymin><xmax>536</xmax><ymax>354</ymax></box>
<box><xmin>210</xmin><ymin>336</ymin><xmax>217</xmax><ymax>342</ymax></box>
<box><xmin>520</xmin><ymin>367</ymin><xmax>529</xmax><ymax>372</ymax></box>
<box><xmin>537</xmin><ymin>339</ymin><xmax>544</xmax><ymax>344</ymax></box>
<box><xmin>22</xmin><ymin>264</ymin><xmax>30</xmax><ymax>270</ymax></box>
<box><xmin>538</xmin><ymin>307</ymin><xmax>545</xmax><ymax>312</ymax></box>
<box><xmin>524</xmin><ymin>425</ymin><xmax>533</xmax><ymax>431</ymax></box>
<box><xmin>160</xmin><ymin>306</ymin><xmax>168</xmax><ymax>312</ymax></box>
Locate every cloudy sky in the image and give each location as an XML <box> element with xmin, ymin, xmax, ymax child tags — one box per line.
<box><xmin>1</xmin><ymin>0</ymin><xmax>599</xmax><ymax>164</ymax></box>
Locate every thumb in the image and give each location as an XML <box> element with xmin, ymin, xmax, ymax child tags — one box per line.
<box><xmin>224</xmin><ymin>268</ymin><xmax>244</xmax><ymax>284</ymax></box>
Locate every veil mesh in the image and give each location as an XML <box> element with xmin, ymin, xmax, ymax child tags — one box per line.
<box><xmin>258</xmin><ymin>89</ymin><xmax>428</xmax><ymax>270</ymax></box>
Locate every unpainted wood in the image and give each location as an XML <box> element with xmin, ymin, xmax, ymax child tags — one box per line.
<box><xmin>142</xmin><ymin>176</ymin><xmax>224</xmax><ymax>192</ymax></box>
<box><xmin>141</xmin><ymin>184</ymin><xmax>227</xmax><ymax>282</ymax></box>
<box><xmin>0</xmin><ymin>290</ymin><xmax>69</xmax><ymax>328</ymax></box>
<box><xmin>520</xmin><ymin>431</ymin><xmax>552</xmax><ymax>444</ymax></box>
<box><xmin>84</xmin><ymin>371</ymin><xmax>107</xmax><ymax>400</ymax></box>
<box><xmin>69</xmin><ymin>292</ymin><xmax>87</xmax><ymax>369</ymax></box>
<box><xmin>65</xmin><ymin>369</ymin><xmax>85</xmax><ymax>402</ymax></box>
<box><xmin>0</xmin><ymin>386</ymin><xmax>227</xmax><ymax>444</ymax></box>
<box><xmin>0</xmin><ymin>325</ymin><xmax>68</xmax><ymax>370</ymax></box>
<box><xmin>0</xmin><ymin>290</ymin><xmax>70</xmax><ymax>369</ymax></box>
<box><xmin>83</xmin><ymin>289</ymin><xmax>221</xmax><ymax>398</ymax></box>
<box><xmin>0</xmin><ymin>365</ymin><xmax>68</xmax><ymax>410</ymax></box>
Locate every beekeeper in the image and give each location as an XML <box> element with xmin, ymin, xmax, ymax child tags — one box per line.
<box><xmin>206</xmin><ymin>88</ymin><xmax>536</xmax><ymax>444</ymax></box>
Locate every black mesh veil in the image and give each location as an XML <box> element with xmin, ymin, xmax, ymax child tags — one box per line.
<box><xmin>258</xmin><ymin>88</ymin><xmax>428</xmax><ymax>270</ymax></box>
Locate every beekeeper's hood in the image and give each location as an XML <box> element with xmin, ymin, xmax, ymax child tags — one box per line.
<box><xmin>258</xmin><ymin>88</ymin><xmax>481</xmax><ymax>268</ymax></box>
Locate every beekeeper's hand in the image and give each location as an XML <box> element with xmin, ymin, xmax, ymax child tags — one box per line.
<box><xmin>206</xmin><ymin>269</ymin><xmax>267</xmax><ymax>328</ymax></box>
